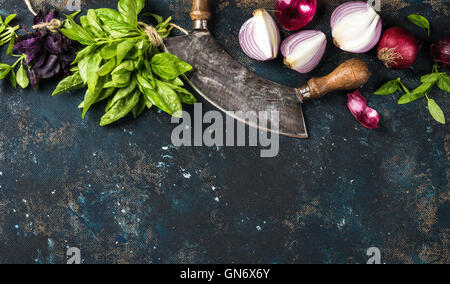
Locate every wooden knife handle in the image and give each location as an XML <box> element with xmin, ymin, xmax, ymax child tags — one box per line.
<box><xmin>191</xmin><ymin>0</ymin><xmax>211</xmax><ymax>21</ymax></box>
<box><xmin>297</xmin><ymin>59</ymin><xmax>371</xmax><ymax>101</ymax></box>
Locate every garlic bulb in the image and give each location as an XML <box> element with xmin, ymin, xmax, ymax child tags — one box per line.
<box><xmin>331</xmin><ymin>1</ymin><xmax>382</xmax><ymax>53</ymax></box>
<box><xmin>281</xmin><ymin>30</ymin><xmax>327</xmax><ymax>74</ymax></box>
<box><xmin>239</xmin><ymin>9</ymin><xmax>281</xmax><ymax>61</ymax></box>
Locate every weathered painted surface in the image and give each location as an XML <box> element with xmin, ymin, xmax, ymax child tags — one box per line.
<box><xmin>0</xmin><ymin>0</ymin><xmax>448</xmax><ymax>264</ymax></box>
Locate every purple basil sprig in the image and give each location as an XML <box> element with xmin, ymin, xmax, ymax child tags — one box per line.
<box><xmin>13</xmin><ymin>11</ymin><xmax>80</xmax><ymax>88</ymax></box>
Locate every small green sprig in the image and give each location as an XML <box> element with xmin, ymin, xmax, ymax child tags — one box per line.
<box><xmin>0</xmin><ymin>54</ymin><xmax>29</xmax><ymax>89</ymax></box>
<box><xmin>374</xmin><ymin>65</ymin><xmax>449</xmax><ymax>124</ymax></box>
<box><xmin>408</xmin><ymin>14</ymin><xmax>430</xmax><ymax>37</ymax></box>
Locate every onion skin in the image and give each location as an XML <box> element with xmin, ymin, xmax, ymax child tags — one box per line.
<box><xmin>432</xmin><ymin>36</ymin><xmax>450</xmax><ymax>70</ymax></box>
<box><xmin>347</xmin><ymin>90</ymin><xmax>380</xmax><ymax>129</ymax></box>
<box><xmin>331</xmin><ymin>1</ymin><xmax>382</xmax><ymax>53</ymax></box>
<box><xmin>281</xmin><ymin>30</ymin><xmax>327</xmax><ymax>74</ymax></box>
<box><xmin>239</xmin><ymin>9</ymin><xmax>281</xmax><ymax>61</ymax></box>
<box><xmin>275</xmin><ymin>0</ymin><xmax>317</xmax><ymax>31</ymax></box>
<box><xmin>377</xmin><ymin>27</ymin><xmax>419</xmax><ymax>70</ymax></box>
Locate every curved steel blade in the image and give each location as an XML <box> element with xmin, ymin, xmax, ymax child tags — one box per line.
<box><xmin>164</xmin><ymin>32</ymin><xmax>307</xmax><ymax>139</ymax></box>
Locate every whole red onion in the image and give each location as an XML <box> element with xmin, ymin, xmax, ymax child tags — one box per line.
<box><xmin>377</xmin><ymin>27</ymin><xmax>419</xmax><ymax>69</ymax></box>
<box><xmin>432</xmin><ymin>36</ymin><xmax>450</xmax><ymax>70</ymax></box>
<box><xmin>275</xmin><ymin>0</ymin><xmax>317</xmax><ymax>31</ymax></box>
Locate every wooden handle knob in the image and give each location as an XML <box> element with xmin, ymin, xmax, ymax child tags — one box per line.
<box><xmin>298</xmin><ymin>58</ymin><xmax>371</xmax><ymax>101</ymax></box>
<box><xmin>191</xmin><ymin>0</ymin><xmax>211</xmax><ymax>21</ymax></box>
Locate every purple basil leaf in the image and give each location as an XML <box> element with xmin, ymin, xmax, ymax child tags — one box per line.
<box><xmin>33</xmin><ymin>54</ymin><xmax>60</xmax><ymax>79</ymax></box>
<box><xmin>45</xmin><ymin>33</ymin><xmax>62</xmax><ymax>54</ymax></box>
<box><xmin>28</xmin><ymin>68</ymin><xmax>37</xmax><ymax>89</ymax></box>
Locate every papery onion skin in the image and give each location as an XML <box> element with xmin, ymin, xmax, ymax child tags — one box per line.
<box><xmin>331</xmin><ymin>1</ymin><xmax>382</xmax><ymax>53</ymax></box>
<box><xmin>275</xmin><ymin>0</ymin><xmax>317</xmax><ymax>31</ymax></box>
<box><xmin>432</xmin><ymin>36</ymin><xmax>450</xmax><ymax>70</ymax></box>
<box><xmin>281</xmin><ymin>30</ymin><xmax>327</xmax><ymax>74</ymax></box>
<box><xmin>347</xmin><ymin>90</ymin><xmax>380</xmax><ymax>129</ymax></box>
<box><xmin>377</xmin><ymin>27</ymin><xmax>419</xmax><ymax>70</ymax></box>
<box><xmin>239</xmin><ymin>9</ymin><xmax>281</xmax><ymax>61</ymax></box>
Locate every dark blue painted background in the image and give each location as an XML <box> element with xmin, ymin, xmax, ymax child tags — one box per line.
<box><xmin>0</xmin><ymin>0</ymin><xmax>448</xmax><ymax>264</ymax></box>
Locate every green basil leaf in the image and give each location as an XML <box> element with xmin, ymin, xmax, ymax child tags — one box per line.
<box><xmin>420</xmin><ymin>73</ymin><xmax>440</xmax><ymax>84</ymax></box>
<box><xmin>374</xmin><ymin>79</ymin><xmax>400</xmax><ymax>95</ymax></box>
<box><xmin>86</xmin><ymin>53</ymin><xmax>103</xmax><ymax>96</ymax></box>
<box><xmin>9</xmin><ymin>70</ymin><xmax>17</xmax><ymax>88</ymax></box>
<box><xmin>4</xmin><ymin>14</ymin><xmax>16</xmax><ymax>26</ymax></box>
<box><xmin>52</xmin><ymin>72</ymin><xmax>85</xmax><ymax>96</ymax></box>
<box><xmin>96</xmin><ymin>8</ymin><xmax>125</xmax><ymax>23</ymax></box>
<box><xmin>398</xmin><ymin>83</ymin><xmax>433</xmax><ymax>104</ymax></box>
<box><xmin>436</xmin><ymin>73</ymin><xmax>450</xmax><ymax>93</ymax></box>
<box><xmin>73</xmin><ymin>45</ymin><xmax>97</xmax><ymax>65</ymax></box>
<box><xmin>0</xmin><ymin>66</ymin><xmax>12</xmax><ymax>79</ymax></box>
<box><xmin>155</xmin><ymin>79</ymin><xmax>183</xmax><ymax>116</ymax></box>
<box><xmin>87</xmin><ymin>9</ymin><xmax>107</xmax><ymax>38</ymax></box>
<box><xmin>83</xmin><ymin>75</ymin><xmax>107</xmax><ymax>117</ymax></box>
<box><xmin>118</xmin><ymin>0</ymin><xmax>138</xmax><ymax>27</ymax></box>
<box><xmin>7</xmin><ymin>32</ymin><xmax>15</xmax><ymax>56</ymax></box>
<box><xmin>79</xmin><ymin>15</ymin><xmax>96</xmax><ymax>38</ymax></box>
<box><xmin>408</xmin><ymin>14</ymin><xmax>430</xmax><ymax>36</ymax></box>
<box><xmin>112</xmin><ymin>60</ymin><xmax>135</xmax><ymax>74</ymax></box>
<box><xmin>151</xmin><ymin>53</ymin><xmax>193</xmax><ymax>81</ymax></box>
<box><xmin>100</xmin><ymin>90</ymin><xmax>140</xmax><ymax>126</ymax></box>
<box><xmin>427</xmin><ymin>98</ymin><xmax>445</xmax><ymax>124</ymax></box>
<box><xmin>105</xmin><ymin>77</ymin><xmax>137</xmax><ymax>112</ymax></box>
<box><xmin>61</xmin><ymin>17</ymin><xmax>94</xmax><ymax>45</ymax></box>
<box><xmin>16</xmin><ymin>65</ymin><xmax>29</xmax><ymax>89</ymax></box>
<box><xmin>112</xmin><ymin>72</ymin><xmax>131</xmax><ymax>85</ymax></box>
<box><xmin>79</xmin><ymin>86</ymin><xmax>116</xmax><ymax>108</ymax></box>
<box><xmin>100</xmin><ymin>43</ymin><xmax>118</xmax><ymax>60</ymax></box>
<box><xmin>97</xmin><ymin>58</ymin><xmax>117</xmax><ymax>77</ymax></box>
<box><xmin>117</xmin><ymin>39</ymin><xmax>137</xmax><ymax>65</ymax></box>
<box><xmin>132</xmin><ymin>95</ymin><xmax>147</xmax><ymax>118</ymax></box>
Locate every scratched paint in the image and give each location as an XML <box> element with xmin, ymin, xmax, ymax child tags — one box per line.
<box><xmin>0</xmin><ymin>0</ymin><xmax>448</xmax><ymax>264</ymax></box>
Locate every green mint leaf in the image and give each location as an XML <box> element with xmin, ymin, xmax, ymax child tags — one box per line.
<box><xmin>374</xmin><ymin>79</ymin><xmax>400</xmax><ymax>95</ymax></box>
<box><xmin>151</xmin><ymin>53</ymin><xmax>193</xmax><ymax>81</ymax></box>
<box><xmin>436</xmin><ymin>73</ymin><xmax>450</xmax><ymax>93</ymax></box>
<box><xmin>427</xmin><ymin>98</ymin><xmax>446</xmax><ymax>124</ymax></box>
<box><xmin>408</xmin><ymin>14</ymin><xmax>430</xmax><ymax>36</ymax></box>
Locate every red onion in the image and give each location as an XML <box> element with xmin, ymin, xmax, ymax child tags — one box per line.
<box><xmin>377</xmin><ymin>27</ymin><xmax>419</xmax><ymax>69</ymax></box>
<box><xmin>431</xmin><ymin>35</ymin><xmax>450</xmax><ymax>70</ymax></box>
<box><xmin>331</xmin><ymin>1</ymin><xmax>382</xmax><ymax>53</ymax></box>
<box><xmin>281</xmin><ymin>30</ymin><xmax>327</xmax><ymax>74</ymax></box>
<box><xmin>275</xmin><ymin>0</ymin><xmax>317</xmax><ymax>31</ymax></box>
<box><xmin>239</xmin><ymin>9</ymin><xmax>281</xmax><ymax>61</ymax></box>
<box><xmin>347</xmin><ymin>90</ymin><xmax>380</xmax><ymax>129</ymax></box>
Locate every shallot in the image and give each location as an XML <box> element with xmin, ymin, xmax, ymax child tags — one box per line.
<box><xmin>432</xmin><ymin>36</ymin><xmax>450</xmax><ymax>70</ymax></box>
<box><xmin>347</xmin><ymin>90</ymin><xmax>380</xmax><ymax>129</ymax></box>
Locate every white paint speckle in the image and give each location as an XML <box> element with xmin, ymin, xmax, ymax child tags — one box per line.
<box><xmin>214</xmin><ymin>197</ymin><xmax>220</xmax><ymax>202</ymax></box>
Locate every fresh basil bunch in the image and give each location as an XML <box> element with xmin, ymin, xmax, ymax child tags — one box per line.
<box><xmin>53</xmin><ymin>0</ymin><xmax>196</xmax><ymax>126</ymax></box>
<box><xmin>0</xmin><ymin>14</ymin><xmax>28</xmax><ymax>89</ymax></box>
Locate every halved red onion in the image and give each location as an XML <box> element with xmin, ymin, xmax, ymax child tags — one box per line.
<box><xmin>331</xmin><ymin>1</ymin><xmax>382</xmax><ymax>53</ymax></box>
<box><xmin>275</xmin><ymin>0</ymin><xmax>317</xmax><ymax>31</ymax></box>
<box><xmin>347</xmin><ymin>90</ymin><xmax>380</xmax><ymax>129</ymax></box>
<box><xmin>239</xmin><ymin>9</ymin><xmax>281</xmax><ymax>61</ymax></box>
<box><xmin>281</xmin><ymin>30</ymin><xmax>327</xmax><ymax>74</ymax></box>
